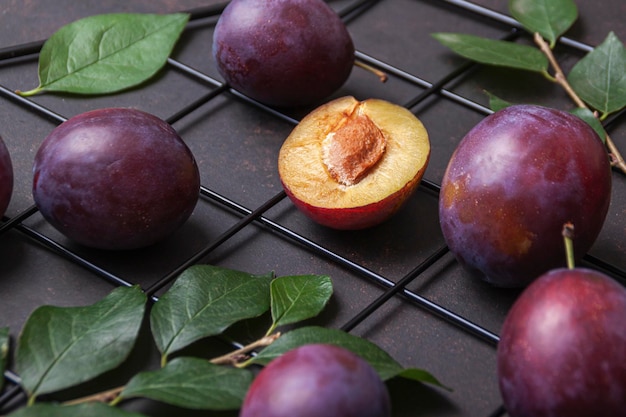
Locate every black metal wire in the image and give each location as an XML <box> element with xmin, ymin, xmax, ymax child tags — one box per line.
<box><xmin>1</xmin><ymin>1</ymin><xmax>624</xmax><ymax>416</ymax></box>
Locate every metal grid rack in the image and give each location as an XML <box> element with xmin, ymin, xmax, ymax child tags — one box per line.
<box><xmin>1</xmin><ymin>1</ymin><xmax>625</xmax><ymax>416</ymax></box>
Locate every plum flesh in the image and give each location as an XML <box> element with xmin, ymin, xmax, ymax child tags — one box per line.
<box><xmin>439</xmin><ymin>105</ymin><xmax>611</xmax><ymax>287</ymax></box>
<box><xmin>240</xmin><ymin>344</ymin><xmax>391</xmax><ymax>417</ymax></box>
<box><xmin>497</xmin><ymin>268</ymin><xmax>626</xmax><ymax>417</ymax></box>
<box><xmin>32</xmin><ymin>108</ymin><xmax>200</xmax><ymax>250</ymax></box>
<box><xmin>0</xmin><ymin>136</ymin><xmax>13</xmax><ymax>218</ymax></box>
<box><xmin>212</xmin><ymin>0</ymin><xmax>355</xmax><ymax>108</ymax></box>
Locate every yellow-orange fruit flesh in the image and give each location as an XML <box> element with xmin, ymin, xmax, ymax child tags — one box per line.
<box><xmin>278</xmin><ymin>96</ymin><xmax>430</xmax><ymax>229</ymax></box>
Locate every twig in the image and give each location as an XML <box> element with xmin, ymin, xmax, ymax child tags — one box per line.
<box><xmin>62</xmin><ymin>386</ymin><xmax>124</xmax><ymax>406</ymax></box>
<box><xmin>534</xmin><ymin>32</ymin><xmax>626</xmax><ymax>174</ymax></box>
<box><xmin>210</xmin><ymin>332</ymin><xmax>281</xmax><ymax>366</ymax></box>
<box><xmin>57</xmin><ymin>332</ymin><xmax>281</xmax><ymax>408</ymax></box>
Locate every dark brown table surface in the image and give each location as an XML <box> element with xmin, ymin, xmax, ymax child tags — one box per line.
<box><xmin>1</xmin><ymin>1</ymin><xmax>625</xmax><ymax>416</ymax></box>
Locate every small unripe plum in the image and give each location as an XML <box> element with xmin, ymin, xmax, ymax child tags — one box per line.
<box><xmin>32</xmin><ymin>108</ymin><xmax>200</xmax><ymax>250</ymax></box>
<box><xmin>240</xmin><ymin>344</ymin><xmax>391</xmax><ymax>417</ymax></box>
<box><xmin>0</xmin><ymin>136</ymin><xmax>13</xmax><ymax>218</ymax></box>
<box><xmin>497</xmin><ymin>267</ymin><xmax>626</xmax><ymax>417</ymax></box>
<box><xmin>212</xmin><ymin>0</ymin><xmax>355</xmax><ymax>108</ymax></box>
<box><xmin>439</xmin><ymin>105</ymin><xmax>611</xmax><ymax>287</ymax></box>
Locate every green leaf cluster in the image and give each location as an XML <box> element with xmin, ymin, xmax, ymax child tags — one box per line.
<box><xmin>17</xmin><ymin>13</ymin><xmax>189</xmax><ymax>97</ymax></box>
<box><xmin>433</xmin><ymin>0</ymin><xmax>626</xmax><ymax>131</ymax></box>
<box><xmin>1</xmin><ymin>265</ymin><xmax>445</xmax><ymax>416</ymax></box>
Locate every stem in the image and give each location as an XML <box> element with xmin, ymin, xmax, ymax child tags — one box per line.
<box><xmin>27</xmin><ymin>332</ymin><xmax>279</xmax><ymax>411</ymax></box>
<box><xmin>354</xmin><ymin>59</ymin><xmax>388</xmax><ymax>83</ymax></box>
<box><xmin>54</xmin><ymin>333</ymin><xmax>281</xmax><ymax>408</ymax></box>
<box><xmin>210</xmin><ymin>332</ymin><xmax>281</xmax><ymax>366</ymax></box>
<box><xmin>62</xmin><ymin>386</ymin><xmax>125</xmax><ymax>406</ymax></box>
<box><xmin>14</xmin><ymin>86</ymin><xmax>43</xmax><ymax>97</ymax></box>
<box><xmin>562</xmin><ymin>222</ymin><xmax>576</xmax><ymax>270</ymax></box>
<box><xmin>533</xmin><ymin>32</ymin><xmax>626</xmax><ymax>174</ymax></box>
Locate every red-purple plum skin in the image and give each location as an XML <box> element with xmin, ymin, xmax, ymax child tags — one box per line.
<box><xmin>240</xmin><ymin>344</ymin><xmax>391</xmax><ymax>417</ymax></box>
<box><xmin>497</xmin><ymin>268</ymin><xmax>626</xmax><ymax>417</ymax></box>
<box><xmin>212</xmin><ymin>0</ymin><xmax>355</xmax><ymax>108</ymax></box>
<box><xmin>33</xmin><ymin>108</ymin><xmax>200</xmax><ymax>250</ymax></box>
<box><xmin>0</xmin><ymin>136</ymin><xmax>13</xmax><ymax>218</ymax></box>
<box><xmin>439</xmin><ymin>105</ymin><xmax>611</xmax><ymax>287</ymax></box>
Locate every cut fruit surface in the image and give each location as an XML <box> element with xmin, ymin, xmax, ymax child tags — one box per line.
<box><xmin>278</xmin><ymin>96</ymin><xmax>430</xmax><ymax>229</ymax></box>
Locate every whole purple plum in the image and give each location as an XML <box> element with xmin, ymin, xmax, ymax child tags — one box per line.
<box><xmin>439</xmin><ymin>105</ymin><xmax>611</xmax><ymax>287</ymax></box>
<box><xmin>0</xmin><ymin>136</ymin><xmax>13</xmax><ymax>218</ymax></box>
<box><xmin>497</xmin><ymin>267</ymin><xmax>626</xmax><ymax>417</ymax></box>
<box><xmin>32</xmin><ymin>108</ymin><xmax>200</xmax><ymax>250</ymax></box>
<box><xmin>212</xmin><ymin>0</ymin><xmax>355</xmax><ymax>108</ymax></box>
<box><xmin>240</xmin><ymin>344</ymin><xmax>391</xmax><ymax>417</ymax></box>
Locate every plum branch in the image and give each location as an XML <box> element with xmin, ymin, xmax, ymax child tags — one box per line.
<box><xmin>533</xmin><ymin>33</ymin><xmax>626</xmax><ymax>174</ymax></box>
<box><xmin>211</xmin><ymin>332</ymin><xmax>281</xmax><ymax>366</ymax></box>
<box><xmin>64</xmin><ymin>386</ymin><xmax>125</xmax><ymax>407</ymax></box>
<box><xmin>59</xmin><ymin>331</ymin><xmax>283</xmax><ymax>409</ymax></box>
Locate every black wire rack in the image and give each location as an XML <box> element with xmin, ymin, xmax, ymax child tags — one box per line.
<box><xmin>1</xmin><ymin>1</ymin><xmax>625</xmax><ymax>416</ymax></box>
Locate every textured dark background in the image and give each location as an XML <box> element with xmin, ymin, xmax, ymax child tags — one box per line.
<box><xmin>1</xmin><ymin>1</ymin><xmax>625</xmax><ymax>416</ymax></box>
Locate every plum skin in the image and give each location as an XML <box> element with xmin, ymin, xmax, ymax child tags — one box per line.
<box><xmin>439</xmin><ymin>104</ymin><xmax>611</xmax><ymax>287</ymax></box>
<box><xmin>278</xmin><ymin>96</ymin><xmax>431</xmax><ymax>230</ymax></box>
<box><xmin>212</xmin><ymin>0</ymin><xmax>355</xmax><ymax>108</ymax></box>
<box><xmin>0</xmin><ymin>136</ymin><xmax>13</xmax><ymax>218</ymax></box>
<box><xmin>32</xmin><ymin>108</ymin><xmax>200</xmax><ymax>250</ymax></box>
<box><xmin>239</xmin><ymin>344</ymin><xmax>391</xmax><ymax>417</ymax></box>
<box><xmin>282</xmin><ymin>173</ymin><xmax>421</xmax><ymax>230</ymax></box>
<box><xmin>497</xmin><ymin>268</ymin><xmax>626</xmax><ymax>417</ymax></box>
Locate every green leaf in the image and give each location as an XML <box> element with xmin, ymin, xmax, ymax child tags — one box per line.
<box><xmin>568</xmin><ymin>32</ymin><xmax>626</xmax><ymax>117</ymax></box>
<box><xmin>18</xmin><ymin>13</ymin><xmax>189</xmax><ymax>96</ymax></box>
<box><xmin>433</xmin><ymin>32</ymin><xmax>549</xmax><ymax>74</ymax></box>
<box><xmin>509</xmin><ymin>0</ymin><xmax>578</xmax><ymax>48</ymax></box>
<box><xmin>150</xmin><ymin>265</ymin><xmax>274</xmax><ymax>359</ymax></box>
<box><xmin>120</xmin><ymin>357</ymin><xmax>253</xmax><ymax>410</ymax></box>
<box><xmin>0</xmin><ymin>327</ymin><xmax>8</xmax><ymax>392</ymax></box>
<box><xmin>570</xmin><ymin>108</ymin><xmax>607</xmax><ymax>144</ymax></box>
<box><xmin>7</xmin><ymin>402</ymin><xmax>147</xmax><ymax>417</ymax></box>
<box><xmin>484</xmin><ymin>90</ymin><xmax>514</xmax><ymax>112</ymax></box>
<box><xmin>249</xmin><ymin>327</ymin><xmax>399</xmax><ymax>379</ymax></box>
<box><xmin>15</xmin><ymin>286</ymin><xmax>146</xmax><ymax>400</ymax></box>
<box><xmin>269</xmin><ymin>275</ymin><xmax>333</xmax><ymax>333</ymax></box>
<box><xmin>248</xmin><ymin>326</ymin><xmax>446</xmax><ymax>388</ymax></box>
<box><xmin>396</xmin><ymin>368</ymin><xmax>450</xmax><ymax>389</ymax></box>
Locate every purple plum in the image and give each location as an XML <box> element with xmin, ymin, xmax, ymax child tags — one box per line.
<box><xmin>32</xmin><ymin>108</ymin><xmax>200</xmax><ymax>250</ymax></box>
<box><xmin>212</xmin><ymin>0</ymin><xmax>355</xmax><ymax>108</ymax></box>
<box><xmin>497</xmin><ymin>267</ymin><xmax>626</xmax><ymax>417</ymax></box>
<box><xmin>240</xmin><ymin>344</ymin><xmax>391</xmax><ymax>417</ymax></box>
<box><xmin>0</xmin><ymin>136</ymin><xmax>13</xmax><ymax>218</ymax></box>
<box><xmin>439</xmin><ymin>104</ymin><xmax>611</xmax><ymax>287</ymax></box>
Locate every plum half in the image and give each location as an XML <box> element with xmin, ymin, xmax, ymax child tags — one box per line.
<box><xmin>0</xmin><ymin>136</ymin><xmax>13</xmax><ymax>218</ymax></box>
<box><xmin>212</xmin><ymin>0</ymin><xmax>355</xmax><ymax>108</ymax></box>
<box><xmin>278</xmin><ymin>96</ymin><xmax>430</xmax><ymax>229</ymax></box>
<box><xmin>439</xmin><ymin>104</ymin><xmax>611</xmax><ymax>287</ymax></box>
<box><xmin>32</xmin><ymin>108</ymin><xmax>200</xmax><ymax>250</ymax></box>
